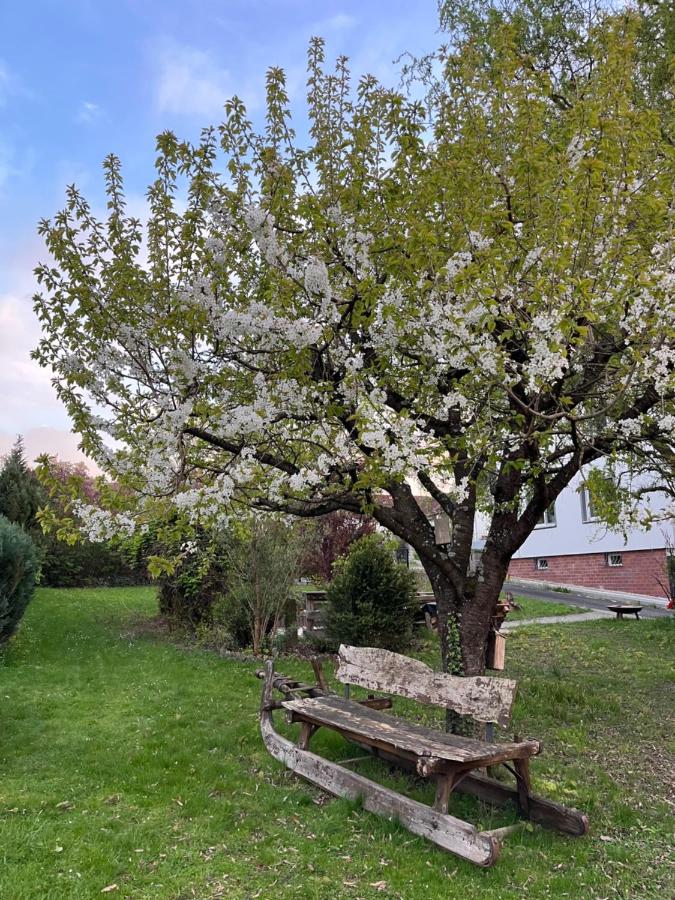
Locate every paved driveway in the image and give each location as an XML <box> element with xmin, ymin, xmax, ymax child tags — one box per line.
<box><xmin>508</xmin><ymin>581</ymin><xmax>672</xmax><ymax>620</ymax></box>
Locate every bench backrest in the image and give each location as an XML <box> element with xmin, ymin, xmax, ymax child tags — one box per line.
<box><xmin>336</xmin><ymin>644</ymin><xmax>517</xmax><ymax>729</ymax></box>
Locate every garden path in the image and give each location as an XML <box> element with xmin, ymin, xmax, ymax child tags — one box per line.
<box><xmin>501</xmin><ymin>610</ymin><xmax>612</xmax><ymax>630</ymax></box>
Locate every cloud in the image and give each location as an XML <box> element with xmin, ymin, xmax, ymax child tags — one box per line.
<box><xmin>153</xmin><ymin>40</ymin><xmax>243</xmax><ymax>118</ymax></box>
<box><xmin>0</xmin><ymin>142</ymin><xmax>14</xmax><ymax>191</ymax></box>
<box><xmin>76</xmin><ymin>101</ymin><xmax>102</xmax><ymax>124</ymax></box>
<box><xmin>0</xmin><ymin>61</ymin><xmax>10</xmax><ymax>106</ymax></box>
<box><xmin>0</xmin><ymin>290</ymin><xmax>62</xmax><ymax>434</ymax></box>
<box><xmin>0</xmin><ymin>237</ymin><xmax>73</xmax><ymax>443</ymax></box>
<box><xmin>318</xmin><ymin>14</ymin><xmax>357</xmax><ymax>33</ymax></box>
<box><xmin>0</xmin><ymin>427</ymin><xmax>95</xmax><ymax>468</ymax></box>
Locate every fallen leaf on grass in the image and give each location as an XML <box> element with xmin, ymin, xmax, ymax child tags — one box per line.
<box><xmin>56</xmin><ymin>801</ymin><xmax>74</xmax><ymax>811</ymax></box>
<box><xmin>100</xmin><ymin>885</ymin><xmax>118</xmax><ymax>894</ymax></box>
<box><xmin>600</xmin><ymin>835</ymin><xmax>613</xmax><ymax>842</ymax></box>
<box><xmin>370</xmin><ymin>881</ymin><xmax>388</xmax><ymax>891</ymax></box>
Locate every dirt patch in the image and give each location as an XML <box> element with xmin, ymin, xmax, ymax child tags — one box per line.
<box><xmin>120</xmin><ymin>613</ymin><xmax>173</xmax><ymax>640</ymax></box>
<box><xmin>121</xmin><ymin>614</ymin><xmax>256</xmax><ymax>661</ymax></box>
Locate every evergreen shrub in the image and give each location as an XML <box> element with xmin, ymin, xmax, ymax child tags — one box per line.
<box><xmin>324</xmin><ymin>534</ymin><xmax>416</xmax><ymax>652</ymax></box>
<box><xmin>0</xmin><ymin>515</ymin><xmax>38</xmax><ymax>646</ymax></box>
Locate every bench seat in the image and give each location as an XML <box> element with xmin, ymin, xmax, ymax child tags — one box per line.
<box><xmin>283</xmin><ymin>695</ymin><xmax>540</xmax><ymax>770</ymax></box>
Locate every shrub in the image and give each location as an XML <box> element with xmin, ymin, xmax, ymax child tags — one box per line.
<box><xmin>0</xmin><ymin>515</ymin><xmax>38</xmax><ymax>646</ymax></box>
<box><xmin>224</xmin><ymin>518</ymin><xmax>306</xmax><ymax>654</ymax></box>
<box><xmin>40</xmin><ymin>536</ymin><xmax>145</xmax><ymax>588</ymax></box>
<box><xmin>156</xmin><ymin>528</ymin><xmax>234</xmax><ymax>629</ymax></box>
<box><xmin>324</xmin><ymin>534</ymin><xmax>416</xmax><ymax>652</ymax></box>
<box><xmin>209</xmin><ymin>588</ymin><xmax>252</xmax><ymax>648</ymax></box>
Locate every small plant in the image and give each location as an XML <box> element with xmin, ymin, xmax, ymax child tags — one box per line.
<box><xmin>0</xmin><ymin>515</ymin><xmax>38</xmax><ymax>646</ymax></box>
<box><xmin>657</xmin><ymin>549</ymin><xmax>675</xmax><ymax>609</ymax></box>
<box><xmin>324</xmin><ymin>534</ymin><xmax>416</xmax><ymax>652</ymax></box>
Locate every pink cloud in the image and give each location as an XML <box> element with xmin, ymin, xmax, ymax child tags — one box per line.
<box><xmin>0</xmin><ymin>426</ymin><xmax>97</xmax><ymax>468</ymax></box>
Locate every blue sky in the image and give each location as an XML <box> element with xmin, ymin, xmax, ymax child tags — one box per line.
<box><xmin>0</xmin><ymin>0</ymin><xmax>441</xmax><ymax>462</ymax></box>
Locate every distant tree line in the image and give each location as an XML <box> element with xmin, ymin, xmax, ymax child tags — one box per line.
<box><xmin>0</xmin><ymin>437</ymin><xmax>145</xmax><ymax>588</ymax></box>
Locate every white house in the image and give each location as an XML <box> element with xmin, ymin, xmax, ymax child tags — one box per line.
<box><xmin>504</xmin><ymin>471</ymin><xmax>673</xmax><ymax>599</ymax></box>
<box><xmin>396</xmin><ymin>469</ymin><xmax>673</xmax><ymax>600</ymax></box>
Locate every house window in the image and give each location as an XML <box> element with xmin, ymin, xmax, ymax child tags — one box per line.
<box><xmin>535</xmin><ymin>558</ymin><xmax>549</xmax><ymax>571</ymax></box>
<box><xmin>606</xmin><ymin>553</ymin><xmax>623</xmax><ymax>567</ymax></box>
<box><xmin>535</xmin><ymin>503</ymin><xmax>557</xmax><ymax>528</ymax></box>
<box><xmin>580</xmin><ymin>487</ymin><xmax>599</xmax><ymax>523</ymax></box>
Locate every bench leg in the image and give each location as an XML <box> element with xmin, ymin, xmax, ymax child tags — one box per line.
<box><xmin>434</xmin><ymin>775</ymin><xmax>453</xmax><ymax>813</ymax></box>
<box><xmin>297</xmin><ymin>722</ymin><xmax>317</xmax><ymax>750</ymax></box>
<box><xmin>513</xmin><ymin>758</ymin><xmax>532</xmax><ymax>816</ymax></box>
<box><xmin>433</xmin><ymin>770</ymin><xmax>472</xmax><ymax>813</ymax></box>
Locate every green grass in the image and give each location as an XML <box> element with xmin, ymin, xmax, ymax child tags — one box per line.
<box><xmin>505</xmin><ymin>595</ymin><xmax>579</xmax><ymax>620</ymax></box>
<box><xmin>1</xmin><ymin>587</ymin><xmax>673</xmax><ymax>899</ymax></box>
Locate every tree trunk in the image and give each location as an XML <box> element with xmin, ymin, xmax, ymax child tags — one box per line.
<box><xmin>421</xmin><ymin>550</ymin><xmax>509</xmax><ymax>678</ymax></box>
<box><xmin>253</xmin><ymin>614</ymin><xmax>265</xmax><ymax>655</ymax></box>
<box><xmin>458</xmin><ymin>554</ymin><xmax>510</xmax><ymax>676</ymax></box>
<box><xmin>421</xmin><ymin>560</ymin><xmax>462</xmax><ymax>675</ymax></box>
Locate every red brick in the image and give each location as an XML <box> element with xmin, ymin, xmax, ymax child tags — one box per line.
<box><xmin>507</xmin><ymin>549</ymin><xmax>668</xmax><ymax>598</ymax></box>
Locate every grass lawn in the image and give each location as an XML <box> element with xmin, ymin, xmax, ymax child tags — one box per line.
<box><xmin>505</xmin><ymin>595</ymin><xmax>579</xmax><ymax>620</ymax></box>
<box><xmin>1</xmin><ymin>587</ymin><xmax>673</xmax><ymax>899</ymax></box>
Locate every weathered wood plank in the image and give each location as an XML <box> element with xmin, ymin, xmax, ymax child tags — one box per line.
<box><xmin>311</xmin><ymin>658</ymin><xmax>329</xmax><ymax>692</ymax></box>
<box><xmin>484</xmin><ymin>822</ymin><xmax>527</xmax><ymax>841</ymax></box>
<box><xmin>355</xmin><ymin>697</ymin><xmax>393</xmax><ymax>711</ymax></box>
<box><xmin>336</xmin><ymin>645</ymin><xmax>517</xmax><ymax>727</ymax></box>
<box><xmin>283</xmin><ymin>695</ymin><xmax>539</xmax><ymax>767</ymax></box>
<box><xmin>453</xmin><ymin>773</ymin><xmax>589</xmax><ymax>836</ymax></box>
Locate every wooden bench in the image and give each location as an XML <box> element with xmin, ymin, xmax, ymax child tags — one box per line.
<box><xmin>257</xmin><ymin>645</ymin><xmax>588</xmax><ymax>867</ymax></box>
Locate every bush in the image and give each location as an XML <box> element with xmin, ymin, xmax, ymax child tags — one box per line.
<box><xmin>324</xmin><ymin>534</ymin><xmax>416</xmax><ymax>652</ymax></box>
<box><xmin>156</xmin><ymin>528</ymin><xmax>234</xmax><ymax>629</ymax></box>
<box><xmin>0</xmin><ymin>438</ymin><xmax>44</xmax><ymax>532</ymax></box>
<box><xmin>40</xmin><ymin>536</ymin><xmax>146</xmax><ymax>588</ymax></box>
<box><xmin>209</xmin><ymin>588</ymin><xmax>252</xmax><ymax>648</ymax></box>
<box><xmin>224</xmin><ymin>518</ymin><xmax>306</xmax><ymax>654</ymax></box>
<box><xmin>0</xmin><ymin>515</ymin><xmax>38</xmax><ymax>646</ymax></box>
<box><xmin>145</xmin><ymin>517</ymin><xmax>306</xmax><ymax>652</ymax></box>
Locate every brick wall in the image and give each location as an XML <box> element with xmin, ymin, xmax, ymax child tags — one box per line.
<box><xmin>507</xmin><ymin>548</ymin><xmax>668</xmax><ymax>598</ymax></box>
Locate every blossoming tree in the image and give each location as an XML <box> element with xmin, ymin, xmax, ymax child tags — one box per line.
<box><xmin>33</xmin><ymin>5</ymin><xmax>673</xmax><ymax>674</ymax></box>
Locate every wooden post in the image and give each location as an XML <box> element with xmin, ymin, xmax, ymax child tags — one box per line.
<box><xmin>260</xmin><ymin>659</ymin><xmax>275</xmax><ymax>714</ymax></box>
<box><xmin>311</xmin><ymin>658</ymin><xmax>329</xmax><ymax>692</ymax></box>
<box><xmin>487</xmin><ymin>631</ymin><xmax>506</xmax><ymax>670</ymax></box>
